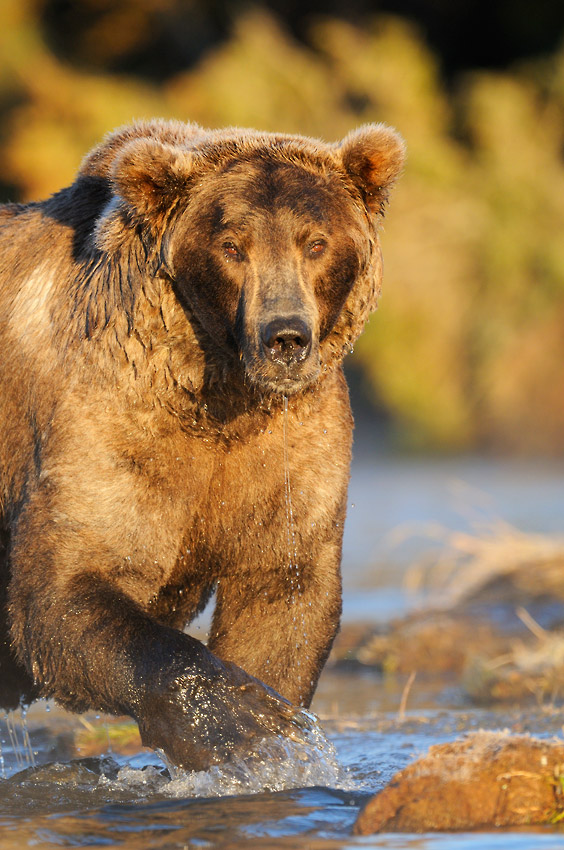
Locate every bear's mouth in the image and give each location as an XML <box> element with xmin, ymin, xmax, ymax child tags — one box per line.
<box><xmin>246</xmin><ymin>358</ymin><xmax>321</xmax><ymax>395</ymax></box>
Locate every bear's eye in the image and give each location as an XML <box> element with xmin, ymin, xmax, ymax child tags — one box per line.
<box><xmin>308</xmin><ymin>240</ymin><xmax>327</xmax><ymax>258</ymax></box>
<box><xmin>223</xmin><ymin>242</ymin><xmax>242</xmax><ymax>262</ymax></box>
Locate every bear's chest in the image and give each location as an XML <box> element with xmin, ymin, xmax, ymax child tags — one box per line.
<box><xmin>178</xmin><ymin>405</ymin><xmax>351</xmax><ymax>576</ymax></box>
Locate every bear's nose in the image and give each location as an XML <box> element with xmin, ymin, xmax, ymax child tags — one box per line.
<box><xmin>261</xmin><ymin>317</ymin><xmax>312</xmax><ymax>365</ymax></box>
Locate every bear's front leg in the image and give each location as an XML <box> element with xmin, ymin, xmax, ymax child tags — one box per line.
<box><xmin>8</xmin><ymin>515</ymin><xmax>305</xmax><ymax>771</ymax></box>
<box><xmin>208</xmin><ymin>534</ymin><xmax>343</xmax><ymax>707</ymax></box>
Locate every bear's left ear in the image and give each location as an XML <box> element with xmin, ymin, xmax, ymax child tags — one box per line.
<box><xmin>339</xmin><ymin>124</ymin><xmax>406</xmax><ymax>215</ymax></box>
<box><xmin>112</xmin><ymin>137</ymin><xmax>195</xmax><ymax>223</ymax></box>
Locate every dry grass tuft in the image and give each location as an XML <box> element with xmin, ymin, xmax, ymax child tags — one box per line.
<box><xmin>401</xmin><ymin>519</ymin><xmax>564</xmax><ymax>608</ymax></box>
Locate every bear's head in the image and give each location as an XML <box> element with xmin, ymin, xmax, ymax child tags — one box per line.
<box><xmin>93</xmin><ymin>122</ymin><xmax>405</xmax><ymax>395</ymax></box>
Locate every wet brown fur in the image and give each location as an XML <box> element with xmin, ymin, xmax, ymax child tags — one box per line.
<box><xmin>0</xmin><ymin>119</ymin><xmax>404</xmax><ymax>768</ymax></box>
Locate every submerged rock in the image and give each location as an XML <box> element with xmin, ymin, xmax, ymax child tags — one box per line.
<box><xmin>354</xmin><ymin>731</ymin><xmax>564</xmax><ymax>834</ymax></box>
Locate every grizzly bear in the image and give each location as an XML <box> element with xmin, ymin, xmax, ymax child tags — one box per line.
<box><xmin>0</xmin><ymin>119</ymin><xmax>404</xmax><ymax>770</ymax></box>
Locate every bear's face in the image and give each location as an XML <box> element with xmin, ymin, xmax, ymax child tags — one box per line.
<box><xmin>104</xmin><ymin>125</ymin><xmax>405</xmax><ymax>395</ymax></box>
<box><xmin>169</xmin><ymin>156</ymin><xmax>372</xmax><ymax>394</ymax></box>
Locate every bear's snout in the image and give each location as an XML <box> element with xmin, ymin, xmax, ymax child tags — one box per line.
<box><xmin>261</xmin><ymin>317</ymin><xmax>312</xmax><ymax>365</ymax></box>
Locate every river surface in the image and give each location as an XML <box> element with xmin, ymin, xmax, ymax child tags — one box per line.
<box><xmin>2</xmin><ymin>454</ymin><xmax>564</xmax><ymax>849</ymax></box>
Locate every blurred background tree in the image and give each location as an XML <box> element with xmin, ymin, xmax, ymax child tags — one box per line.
<box><xmin>1</xmin><ymin>0</ymin><xmax>563</xmax><ymax>454</ymax></box>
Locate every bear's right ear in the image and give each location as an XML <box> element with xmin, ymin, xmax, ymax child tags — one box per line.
<box><xmin>112</xmin><ymin>137</ymin><xmax>195</xmax><ymax>223</ymax></box>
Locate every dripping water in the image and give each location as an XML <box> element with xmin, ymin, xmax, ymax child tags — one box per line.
<box><xmin>279</xmin><ymin>399</ymin><xmax>351</xmax><ymax>788</ymax></box>
<box><xmin>2</xmin><ymin>706</ymin><xmax>36</xmax><ymax>773</ymax></box>
<box><xmin>282</xmin><ymin>394</ymin><xmax>308</xmax><ymax>697</ymax></box>
<box><xmin>21</xmin><ymin>707</ymin><xmax>36</xmax><ymax>768</ymax></box>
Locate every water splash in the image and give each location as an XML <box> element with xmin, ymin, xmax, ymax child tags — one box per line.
<box><xmin>104</xmin><ymin>711</ymin><xmax>355</xmax><ymax>798</ymax></box>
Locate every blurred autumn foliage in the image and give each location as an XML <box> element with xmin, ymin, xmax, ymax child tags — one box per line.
<box><xmin>1</xmin><ymin>0</ymin><xmax>563</xmax><ymax>453</ymax></box>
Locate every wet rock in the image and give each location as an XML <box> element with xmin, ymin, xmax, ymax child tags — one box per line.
<box><xmin>8</xmin><ymin>755</ymin><xmax>121</xmax><ymax>785</ymax></box>
<box><xmin>354</xmin><ymin>731</ymin><xmax>564</xmax><ymax>834</ymax></box>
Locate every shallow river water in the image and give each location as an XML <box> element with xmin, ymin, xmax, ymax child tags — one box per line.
<box><xmin>2</xmin><ymin>455</ymin><xmax>564</xmax><ymax>849</ymax></box>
